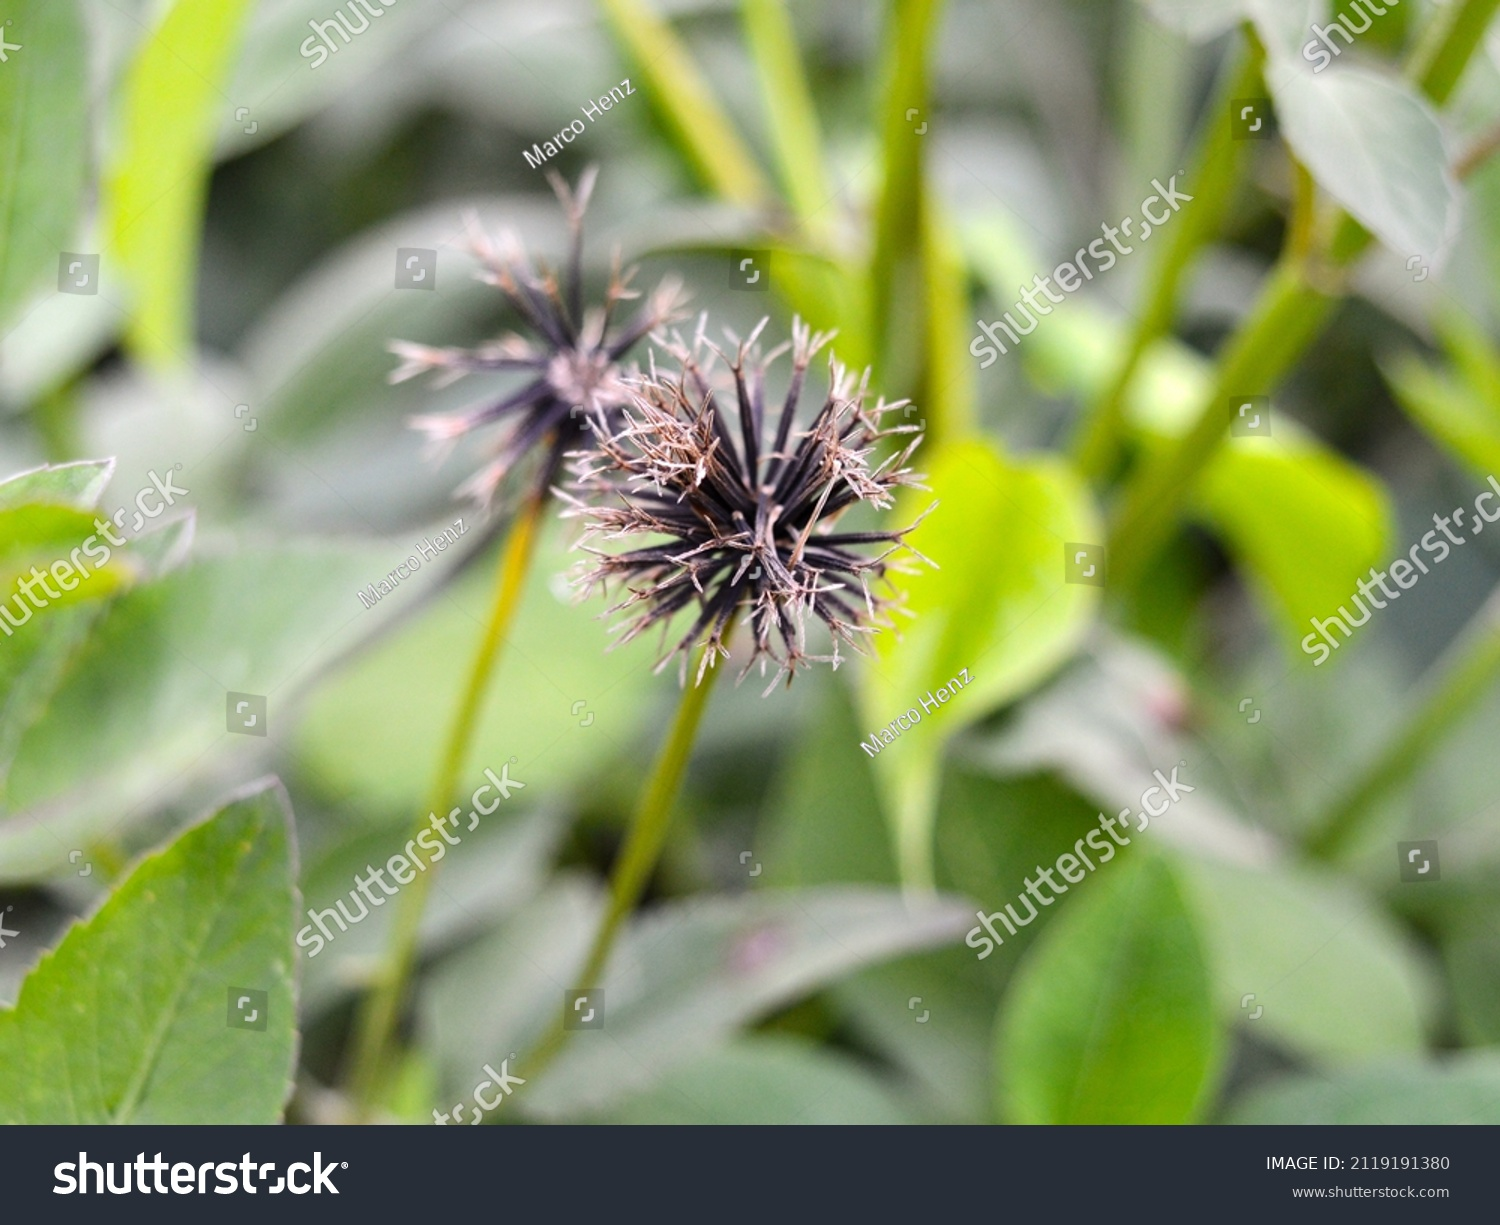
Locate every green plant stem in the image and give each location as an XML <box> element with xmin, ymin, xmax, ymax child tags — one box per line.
<box><xmin>1306</xmin><ymin>586</ymin><xmax>1500</xmax><ymax>862</ymax></box>
<box><xmin>598</xmin><ymin>0</ymin><xmax>769</xmax><ymax>205</ymax></box>
<box><xmin>869</xmin><ymin>0</ymin><xmax>947</xmax><ymax>411</ymax></box>
<box><xmin>1072</xmin><ymin>39</ymin><xmax>1261</xmax><ymax>480</ymax></box>
<box><xmin>1410</xmin><ymin>0</ymin><xmax>1500</xmax><ymax>106</ymax></box>
<box><xmin>522</xmin><ymin>645</ymin><xmax>725</xmax><ymax>1082</ymax></box>
<box><xmin>1106</xmin><ymin>258</ymin><xmax>1335</xmax><ymax>587</ymax></box>
<box><xmin>1103</xmin><ymin>6</ymin><xmax>1498</xmax><ymax>585</ymax></box>
<box><xmin>345</xmin><ymin>489</ymin><xmax>546</xmax><ymax>1117</ymax></box>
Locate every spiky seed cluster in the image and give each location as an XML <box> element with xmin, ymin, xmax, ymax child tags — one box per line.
<box><xmin>390</xmin><ymin>167</ymin><xmax>684</xmax><ymax>507</ymax></box>
<box><xmin>565</xmin><ymin>318</ymin><xmax>930</xmax><ymax>691</ymax></box>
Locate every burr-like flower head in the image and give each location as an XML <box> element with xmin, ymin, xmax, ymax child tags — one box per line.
<box><xmin>566</xmin><ymin>318</ymin><xmax>931</xmax><ymax>690</ymax></box>
<box><xmin>391</xmin><ymin>167</ymin><xmax>684</xmax><ymax>507</ymax></box>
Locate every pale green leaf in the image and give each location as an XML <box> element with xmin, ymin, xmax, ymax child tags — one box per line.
<box><xmin>1230</xmin><ymin>1054</ymin><xmax>1500</xmax><ymax>1123</ymax></box>
<box><xmin>597</xmin><ymin>1035</ymin><xmax>915</xmax><ymax>1124</ymax></box>
<box><xmin>1177</xmin><ymin>856</ymin><xmax>1434</xmax><ymax>1061</ymax></box>
<box><xmin>1267</xmin><ymin>62</ymin><xmax>1459</xmax><ymax>266</ymax></box>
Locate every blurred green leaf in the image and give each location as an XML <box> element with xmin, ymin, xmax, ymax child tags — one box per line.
<box><xmin>762</xmin><ymin>681</ymin><xmax>897</xmax><ymax>888</ymax></box>
<box><xmin>299</xmin><ymin>806</ymin><xmax>565</xmax><ymax>1017</ymax></box>
<box><xmin>1177</xmin><ymin>856</ymin><xmax>1434</xmax><ymax>1060</ymax></box>
<box><xmin>597</xmin><ymin>1034</ymin><xmax>915</xmax><ymax>1123</ymax></box>
<box><xmin>0</xmin><ymin>780</ymin><xmax>298</xmax><ymax>1122</ymax></box>
<box><xmin>1138</xmin><ymin>0</ymin><xmax>1248</xmax><ymax>38</ymax></box>
<box><xmin>523</xmin><ymin>886</ymin><xmax>971</xmax><ymax>1119</ymax></box>
<box><xmin>1385</xmin><ymin>310</ymin><xmax>1500</xmax><ymax>480</ymax></box>
<box><xmin>0</xmin><ymin>459</ymin><xmax>114</xmax><ymax>512</ymax></box>
<box><xmin>296</xmin><ymin>522</ymin><xmax>669</xmax><ymax>816</ymax></box>
<box><xmin>0</xmin><ymin>0</ymin><xmax>89</xmax><ymax>330</ymax></box>
<box><xmin>0</xmin><ymin>538</ymin><xmax>418</xmax><ymax>880</ymax></box>
<box><xmin>1229</xmin><ymin>1053</ymin><xmax>1500</xmax><ymax>1123</ymax></box>
<box><xmin>1195</xmin><ymin>442</ymin><xmax>1392</xmax><ymax>642</ymax></box>
<box><xmin>104</xmin><ymin>0</ymin><xmax>256</xmax><ymax>366</ymax></box>
<box><xmin>862</xmin><ymin>437</ymin><xmax>1100</xmax><ymax>886</ymax></box>
<box><xmin>995</xmin><ymin>855</ymin><xmax>1221</xmax><ymax>1123</ymax></box>
<box><xmin>1267</xmin><ymin>62</ymin><xmax>1458</xmax><ymax>266</ymax></box>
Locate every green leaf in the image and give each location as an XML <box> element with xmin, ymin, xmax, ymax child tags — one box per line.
<box><xmin>1176</xmin><ymin>856</ymin><xmax>1433</xmax><ymax>1060</ymax></box>
<box><xmin>1267</xmin><ymin>62</ymin><xmax>1458</xmax><ymax>266</ymax></box>
<box><xmin>0</xmin><ymin>781</ymin><xmax>298</xmax><ymax>1123</ymax></box>
<box><xmin>1384</xmin><ymin>310</ymin><xmax>1500</xmax><ymax>480</ymax></box>
<box><xmin>520</xmin><ymin>887</ymin><xmax>971</xmax><ymax>1120</ymax></box>
<box><xmin>0</xmin><ymin>0</ymin><xmax>89</xmax><ymax>329</ymax></box>
<box><xmin>861</xmin><ymin>438</ymin><xmax>1100</xmax><ymax>887</ymax></box>
<box><xmin>995</xmin><ymin>855</ymin><xmax>1221</xmax><ymax>1123</ymax></box>
<box><xmin>104</xmin><ymin>0</ymin><xmax>257</xmax><ymax>366</ymax></box>
<box><xmin>1229</xmin><ymin>1054</ymin><xmax>1500</xmax><ymax>1123</ymax></box>
<box><xmin>1195</xmin><ymin>441</ymin><xmax>1392</xmax><ymax>641</ymax></box>
<box><xmin>0</xmin><ymin>538</ymin><xmax>418</xmax><ymax>880</ymax></box>
<box><xmin>0</xmin><ymin>459</ymin><xmax>113</xmax><ymax>513</ymax></box>
<box><xmin>597</xmin><ymin>1035</ymin><xmax>915</xmax><ymax>1124</ymax></box>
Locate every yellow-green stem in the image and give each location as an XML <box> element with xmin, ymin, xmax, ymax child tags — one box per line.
<box><xmin>346</xmin><ymin>490</ymin><xmax>546</xmax><ymax>1117</ymax></box>
<box><xmin>523</xmin><ymin>643</ymin><xmax>725</xmax><ymax>1082</ymax></box>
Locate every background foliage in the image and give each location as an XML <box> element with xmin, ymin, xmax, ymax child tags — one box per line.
<box><xmin>2</xmin><ymin>0</ymin><xmax>1500</xmax><ymax>1124</ymax></box>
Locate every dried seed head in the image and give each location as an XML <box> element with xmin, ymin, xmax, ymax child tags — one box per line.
<box><xmin>391</xmin><ymin>167</ymin><xmax>685</xmax><ymax>508</ymax></box>
<box><xmin>564</xmin><ymin>317</ymin><xmax>932</xmax><ymax>691</ymax></box>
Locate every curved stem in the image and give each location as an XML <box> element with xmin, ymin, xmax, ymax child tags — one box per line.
<box><xmin>523</xmin><ymin>642</ymin><xmax>725</xmax><ymax>1082</ymax></box>
<box><xmin>1306</xmin><ymin>585</ymin><xmax>1500</xmax><ymax>861</ymax></box>
<box><xmin>1072</xmin><ymin>37</ymin><xmax>1261</xmax><ymax>480</ymax></box>
<box><xmin>345</xmin><ymin>489</ymin><xmax>547</xmax><ymax>1117</ymax></box>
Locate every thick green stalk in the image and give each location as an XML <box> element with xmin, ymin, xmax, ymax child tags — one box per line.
<box><xmin>523</xmin><ymin>646</ymin><xmax>724</xmax><ymax>1081</ymax></box>
<box><xmin>741</xmin><ymin>0</ymin><xmax>830</xmax><ymax>227</ymax></box>
<box><xmin>597</xmin><ymin>0</ymin><xmax>769</xmax><ymax>205</ymax></box>
<box><xmin>868</xmin><ymin>0</ymin><xmax>947</xmax><ymax>403</ymax></box>
<box><xmin>1072</xmin><ymin>41</ymin><xmax>1261</xmax><ymax>480</ymax></box>
<box><xmin>1106</xmin><ymin>259</ymin><xmax>1334</xmax><ymax>587</ymax></box>
<box><xmin>346</xmin><ymin>490</ymin><xmax>546</xmax><ymax>1117</ymax></box>
<box><xmin>1306</xmin><ymin>586</ymin><xmax>1500</xmax><ymax>861</ymax></box>
<box><xmin>1410</xmin><ymin>0</ymin><xmax>1500</xmax><ymax>105</ymax></box>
